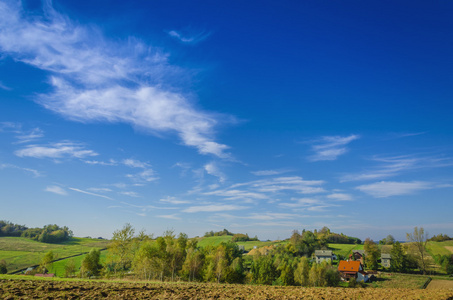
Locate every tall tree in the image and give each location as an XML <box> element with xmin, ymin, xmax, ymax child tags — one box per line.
<box><xmin>364</xmin><ymin>238</ymin><xmax>380</xmax><ymax>270</ymax></box>
<box><xmin>406</xmin><ymin>226</ymin><xmax>429</xmax><ymax>274</ymax></box>
<box><xmin>390</xmin><ymin>241</ymin><xmax>407</xmax><ymax>272</ymax></box>
<box><xmin>81</xmin><ymin>248</ymin><xmax>102</xmax><ymax>278</ymax></box>
<box><xmin>107</xmin><ymin>223</ymin><xmax>135</xmax><ymax>275</ymax></box>
<box><xmin>40</xmin><ymin>250</ymin><xmax>55</xmax><ymax>273</ymax></box>
<box><xmin>294</xmin><ymin>257</ymin><xmax>310</xmax><ymax>286</ymax></box>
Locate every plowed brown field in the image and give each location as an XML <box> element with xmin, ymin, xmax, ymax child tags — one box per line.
<box><xmin>427</xmin><ymin>280</ymin><xmax>453</xmax><ymax>290</ymax></box>
<box><xmin>1</xmin><ymin>278</ymin><xmax>453</xmax><ymax>299</ymax></box>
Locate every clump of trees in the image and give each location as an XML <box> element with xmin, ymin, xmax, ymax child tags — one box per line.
<box><xmin>0</xmin><ymin>220</ymin><xmax>73</xmax><ymax>243</ymax></box>
<box><xmin>231</xmin><ymin>233</ymin><xmax>259</xmax><ymax>242</ymax></box>
<box><xmin>0</xmin><ymin>259</ymin><xmax>7</xmax><ymax>274</ymax></box>
<box><xmin>316</xmin><ymin>227</ymin><xmax>361</xmax><ymax>244</ymax></box>
<box><xmin>97</xmin><ymin>224</ymin><xmax>341</xmax><ymax>287</ymax></box>
<box><xmin>204</xmin><ymin>229</ymin><xmax>234</xmax><ymax>237</ymax></box>
<box><xmin>428</xmin><ymin>233</ymin><xmax>452</xmax><ymax>242</ymax></box>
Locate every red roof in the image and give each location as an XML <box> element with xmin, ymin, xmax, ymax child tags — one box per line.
<box><xmin>338</xmin><ymin>260</ymin><xmax>361</xmax><ymax>273</ymax></box>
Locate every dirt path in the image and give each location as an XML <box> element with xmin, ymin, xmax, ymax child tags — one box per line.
<box><xmin>427</xmin><ymin>279</ymin><xmax>453</xmax><ymax>289</ymax></box>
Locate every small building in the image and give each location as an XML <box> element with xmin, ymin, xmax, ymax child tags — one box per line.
<box><xmin>338</xmin><ymin>260</ymin><xmax>369</xmax><ymax>282</ymax></box>
<box><xmin>351</xmin><ymin>250</ymin><xmax>365</xmax><ymax>264</ymax></box>
<box><xmin>314</xmin><ymin>250</ymin><xmax>333</xmax><ymax>264</ymax></box>
<box><xmin>381</xmin><ymin>253</ymin><xmax>391</xmax><ymax>268</ymax></box>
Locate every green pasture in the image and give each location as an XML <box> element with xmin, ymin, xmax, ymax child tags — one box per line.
<box><xmin>427</xmin><ymin>241</ymin><xmax>453</xmax><ymax>256</ymax></box>
<box><xmin>48</xmin><ymin>251</ymin><xmax>107</xmax><ymax>277</ymax></box>
<box><xmin>0</xmin><ymin>237</ymin><xmax>109</xmax><ymax>273</ymax></box>
<box><xmin>328</xmin><ymin>243</ymin><xmax>363</xmax><ymax>258</ymax></box>
<box><xmin>196</xmin><ymin>236</ymin><xmax>288</xmax><ymax>251</ymax></box>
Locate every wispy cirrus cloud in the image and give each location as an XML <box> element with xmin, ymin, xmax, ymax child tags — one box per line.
<box><xmin>0</xmin><ymin>81</ymin><xmax>12</xmax><ymax>91</ymax></box>
<box><xmin>355</xmin><ymin>181</ymin><xmax>433</xmax><ymax>198</ymax></box>
<box><xmin>251</xmin><ymin>169</ymin><xmax>290</xmax><ymax>176</ymax></box>
<box><xmin>204</xmin><ymin>162</ymin><xmax>226</xmax><ymax>183</ymax></box>
<box><xmin>0</xmin><ymin>163</ymin><xmax>42</xmax><ymax>177</ymax></box>
<box><xmin>168</xmin><ymin>29</ymin><xmax>211</xmax><ymax>44</ymax></box>
<box><xmin>159</xmin><ymin>196</ymin><xmax>190</xmax><ymax>205</ymax></box>
<box><xmin>15</xmin><ymin>142</ymin><xmax>97</xmax><ymax>159</ymax></box>
<box><xmin>341</xmin><ymin>154</ymin><xmax>453</xmax><ymax>182</ymax></box>
<box><xmin>183</xmin><ymin>204</ymin><xmax>249</xmax><ymax>213</ymax></box>
<box><xmin>68</xmin><ymin>187</ymin><xmax>113</xmax><ymax>200</ymax></box>
<box><xmin>0</xmin><ymin>1</ymin><xmax>231</xmax><ymax>158</ymax></box>
<box><xmin>45</xmin><ymin>185</ymin><xmax>67</xmax><ymax>195</ymax></box>
<box><xmin>308</xmin><ymin>134</ymin><xmax>359</xmax><ymax>161</ymax></box>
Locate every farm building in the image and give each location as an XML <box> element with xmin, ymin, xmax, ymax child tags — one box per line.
<box><xmin>338</xmin><ymin>260</ymin><xmax>369</xmax><ymax>282</ymax></box>
<box><xmin>314</xmin><ymin>250</ymin><xmax>333</xmax><ymax>264</ymax></box>
<box><xmin>381</xmin><ymin>253</ymin><xmax>391</xmax><ymax>268</ymax></box>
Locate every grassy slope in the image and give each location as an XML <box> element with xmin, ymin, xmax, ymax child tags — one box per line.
<box><xmin>0</xmin><ymin>237</ymin><xmax>109</xmax><ymax>273</ymax></box>
<box><xmin>328</xmin><ymin>243</ymin><xmax>363</xmax><ymax>258</ymax></box>
<box><xmin>196</xmin><ymin>236</ymin><xmax>288</xmax><ymax>251</ymax></box>
<box><xmin>48</xmin><ymin>251</ymin><xmax>108</xmax><ymax>277</ymax></box>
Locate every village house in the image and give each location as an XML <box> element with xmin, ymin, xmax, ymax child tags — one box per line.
<box><xmin>314</xmin><ymin>250</ymin><xmax>334</xmax><ymax>264</ymax></box>
<box><xmin>338</xmin><ymin>260</ymin><xmax>369</xmax><ymax>282</ymax></box>
<box><xmin>381</xmin><ymin>253</ymin><xmax>391</xmax><ymax>268</ymax></box>
<box><xmin>350</xmin><ymin>250</ymin><xmax>365</xmax><ymax>264</ymax></box>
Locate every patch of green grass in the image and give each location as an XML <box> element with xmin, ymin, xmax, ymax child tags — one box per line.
<box><xmin>0</xmin><ymin>237</ymin><xmax>109</xmax><ymax>273</ymax></box>
<box><xmin>48</xmin><ymin>251</ymin><xmax>107</xmax><ymax>277</ymax></box>
<box><xmin>371</xmin><ymin>272</ymin><xmax>430</xmax><ymax>289</ymax></box>
<box><xmin>196</xmin><ymin>236</ymin><xmax>233</xmax><ymax>248</ymax></box>
<box><xmin>427</xmin><ymin>241</ymin><xmax>453</xmax><ymax>256</ymax></box>
<box><xmin>328</xmin><ymin>243</ymin><xmax>363</xmax><ymax>258</ymax></box>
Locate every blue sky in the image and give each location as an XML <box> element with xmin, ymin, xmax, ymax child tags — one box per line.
<box><xmin>1</xmin><ymin>0</ymin><xmax>452</xmax><ymax>241</ymax></box>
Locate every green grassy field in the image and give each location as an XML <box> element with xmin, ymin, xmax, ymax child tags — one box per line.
<box><xmin>328</xmin><ymin>243</ymin><xmax>363</xmax><ymax>258</ymax></box>
<box><xmin>196</xmin><ymin>236</ymin><xmax>288</xmax><ymax>251</ymax></box>
<box><xmin>427</xmin><ymin>241</ymin><xmax>453</xmax><ymax>256</ymax></box>
<box><xmin>0</xmin><ymin>237</ymin><xmax>109</xmax><ymax>273</ymax></box>
<box><xmin>48</xmin><ymin>251</ymin><xmax>108</xmax><ymax>277</ymax></box>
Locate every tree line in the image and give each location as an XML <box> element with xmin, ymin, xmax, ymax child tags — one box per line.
<box><xmin>0</xmin><ymin>220</ymin><xmax>73</xmax><ymax>243</ymax></box>
<box><xmin>74</xmin><ymin>224</ymin><xmax>343</xmax><ymax>287</ymax></box>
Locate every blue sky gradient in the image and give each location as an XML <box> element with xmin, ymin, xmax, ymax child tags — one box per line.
<box><xmin>1</xmin><ymin>0</ymin><xmax>452</xmax><ymax>240</ymax></box>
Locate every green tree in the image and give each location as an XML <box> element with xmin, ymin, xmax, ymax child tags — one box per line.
<box><xmin>390</xmin><ymin>241</ymin><xmax>407</xmax><ymax>272</ymax></box>
<box><xmin>406</xmin><ymin>227</ymin><xmax>428</xmax><ymax>274</ymax></box>
<box><xmin>294</xmin><ymin>256</ymin><xmax>310</xmax><ymax>286</ymax></box>
<box><xmin>40</xmin><ymin>250</ymin><xmax>55</xmax><ymax>273</ymax></box>
<box><xmin>107</xmin><ymin>223</ymin><xmax>135</xmax><ymax>276</ymax></box>
<box><xmin>364</xmin><ymin>238</ymin><xmax>380</xmax><ymax>270</ymax></box>
<box><xmin>64</xmin><ymin>258</ymin><xmax>77</xmax><ymax>277</ymax></box>
<box><xmin>81</xmin><ymin>248</ymin><xmax>102</xmax><ymax>278</ymax></box>
<box><xmin>0</xmin><ymin>259</ymin><xmax>7</xmax><ymax>274</ymax></box>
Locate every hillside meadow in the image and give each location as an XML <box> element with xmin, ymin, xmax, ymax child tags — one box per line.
<box><xmin>0</xmin><ymin>237</ymin><xmax>108</xmax><ymax>273</ymax></box>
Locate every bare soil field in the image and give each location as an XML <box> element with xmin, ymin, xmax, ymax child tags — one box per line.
<box><xmin>1</xmin><ymin>278</ymin><xmax>453</xmax><ymax>300</ymax></box>
<box><xmin>444</xmin><ymin>246</ymin><xmax>453</xmax><ymax>253</ymax></box>
<box><xmin>427</xmin><ymin>280</ymin><xmax>453</xmax><ymax>290</ymax></box>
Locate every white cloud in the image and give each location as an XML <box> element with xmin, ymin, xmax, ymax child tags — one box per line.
<box><xmin>157</xmin><ymin>214</ymin><xmax>181</xmax><ymax>220</ymax></box>
<box><xmin>341</xmin><ymin>154</ymin><xmax>453</xmax><ymax>182</ymax></box>
<box><xmin>123</xmin><ymin>159</ymin><xmax>150</xmax><ymax>169</ymax></box>
<box><xmin>0</xmin><ymin>163</ymin><xmax>42</xmax><ymax>177</ymax></box>
<box><xmin>83</xmin><ymin>159</ymin><xmax>117</xmax><ymax>166</ymax></box>
<box><xmin>251</xmin><ymin>169</ymin><xmax>289</xmax><ymax>176</ymax></box>
<box><xmin>168</xmin><ymin>29</ymin><xmax>211</xmax><ymax>44</ymax></box>
<box><xmin>119</xmin><ymin>191</ymin><xmax>140</xmax><ymax>197</ymax></box>
<box><xmin>0</xmin><ymin>1</ymin><xmax>231</xmax><ymax>158</ymax></box>
<box><xmin>159</xmin><ymin>196</ymin><xmax>190</xmax><ymax>205</ymax></box>
<box><xmin>15</xmin><ymin>128</ymin><xmax>44</xmax><ymax>143</ymax></box>
<box><xmin>308</xmin><ymin>134</ymin><xmax>359</xmax><ymax>161</ymax></box>
<box><xmin>204</xmin><ymin>162</ymin><xmax>226</xmax><ymax>183</ymax></box>
<box><xmin>45</xmin><ymin>185</ymin><xmax>67</xmax><ymax>195</ymax></box>
<box><xmin>69</xmin><ymin>187</ymin><xmax>113</xmax><ymax>200</ymax></box>
<box><xmin>15</xmin><ymin>142</ymin><xmax>97</xmax><ymax>159</ymax></box>
<box><xmin>327</xmin><ymin>193</ymin><xmax>353</xmax><ymax>201</ymax></box>
<box><xmin>126</xmin><ymin>169</ymin><xmax>158</xmax><ymax>182</ymax></box>
<box><xmin>0</xmin><ymin>81</ymin><xmax>12</xmax><ymax>91</ymax></box>
<box><xmin>183</xmin><ymin>204</ymin><xmax>248</xmax><ymax>213</ymax></box>
<box><xmin>356</xmin><ymin>181</ymin><xmax>432</xmax><ymax>198</ymax></box>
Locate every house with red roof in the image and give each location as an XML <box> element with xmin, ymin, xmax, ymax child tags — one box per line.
<box><xmin>338</xmin><ymin>260</ymin><xmax>369</xmax><ymax>282</ymax></box>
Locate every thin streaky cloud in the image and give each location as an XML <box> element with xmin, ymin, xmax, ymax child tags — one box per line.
<box><xmin>183</xmin><ymin>204</ymin><xmax>249</xmax><ymax>213</ymax></box>
<box><xmin>355</xmin><ymin>181</ymin><xmax>432</xmax><ymax>198</ymax></box>
<box><xmin>0</xmin><ymin>81</ymin><xmax>12</xmax><ymax>91</ymax></box>
<box><xmin>308</xmin><ymin>134</ymin><xmax>359</xmax><ymax>161</ymax></box>
<box><xmin>204</xmin><ymin>162</ymin><xmax>226</xmax><ymax>183</ymax></box>
<box><xmin>69</xmin><ymin>187</ymin><xmax>114</xmax><ymax>200</ymax></box>
<box><xmin>251</xmin><ymin>169</ymin><xmax>290</xmax><ymax>176</ymax></box>
<box><xmin>0</xmin><ymin>163</ymin><xmax>42</xmax><ymax>177</ymax></box>
<box><xmin>45</xmin><ymin>185</ymin><xmax>67</xmax><ymax>195</ymax></box>
<box><xmin>157</xmin><ymin>214</ymin><xmax>181</xmax><ymax>220</ymax></box>
<box><xmin>341</xmin><ymin>154</ymin><xmax>453</xmax><ymax>182</ymax></box>
<box><xmin>168</xmin><ymin>29</ymin><xmax>211</xmax><ymax>44</ymax></box>
<box><xmin>0</xmin><ymin>1</ymin><xmax>231</xmax><ymax>158</ymax></box>
<box><xmin>15</xmin><ymin>142</ymin><xmax>97</xmax><ymax>159</ymax></box>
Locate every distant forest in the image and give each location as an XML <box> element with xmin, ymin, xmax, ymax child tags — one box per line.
<box><xmin>0</xmin><ymin>220</ymin><xmax>73</xmax><ymax>243</ymax></box>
